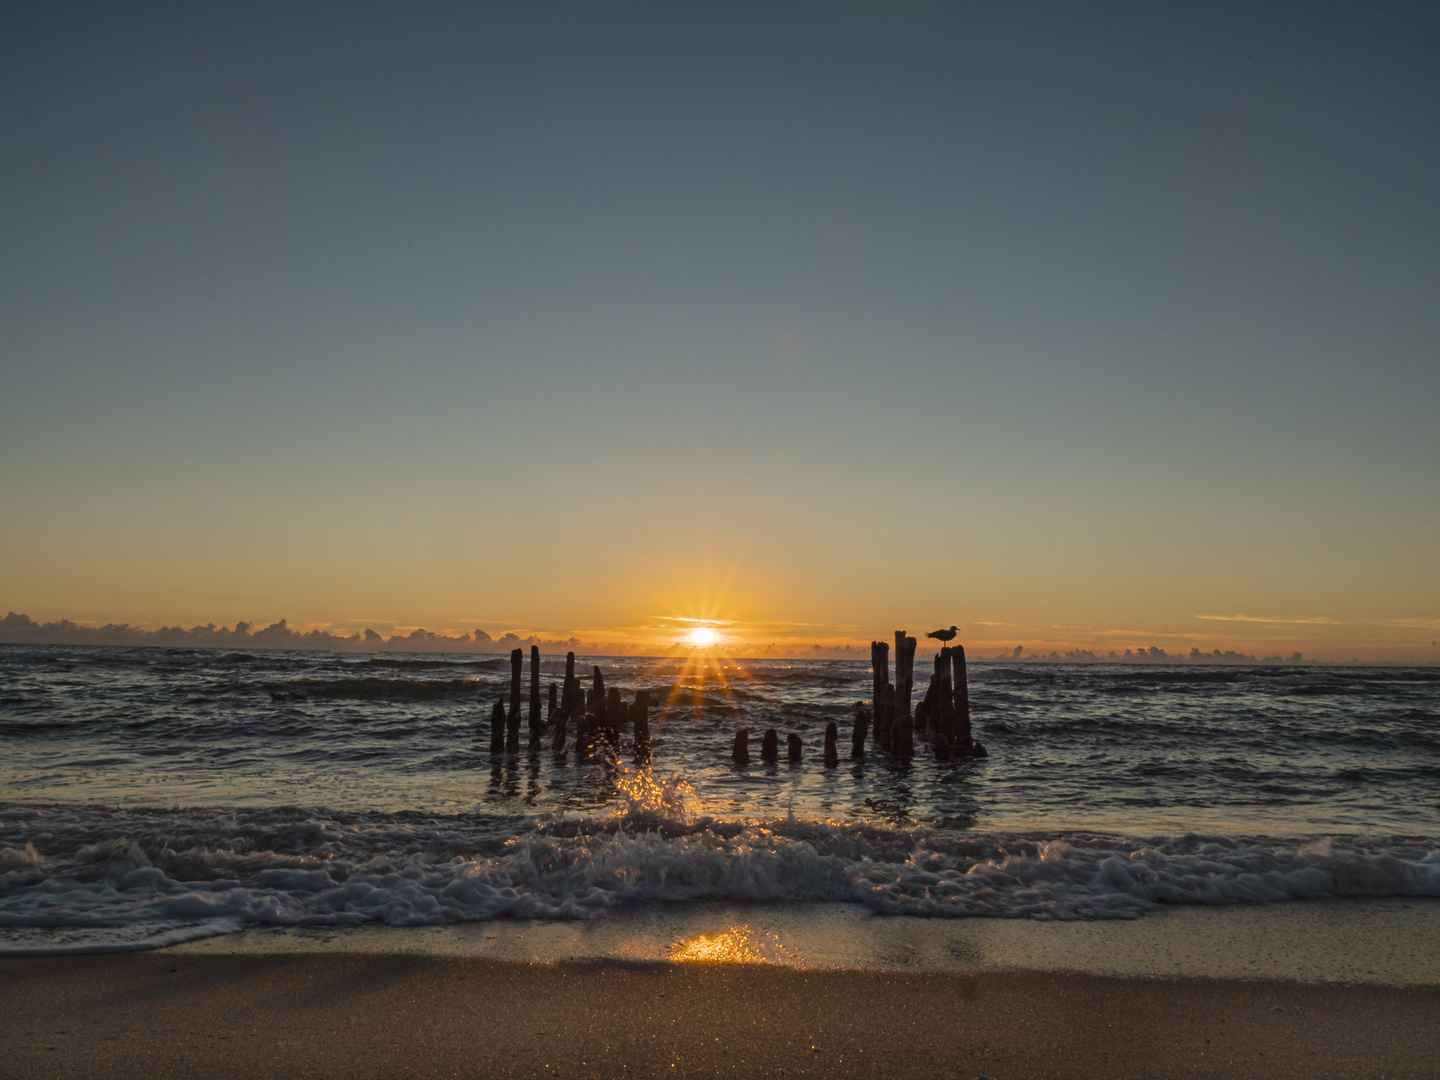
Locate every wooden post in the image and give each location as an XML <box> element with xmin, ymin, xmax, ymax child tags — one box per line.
<box><xmin>560</xmin><ymin>652</ymin><xmax>579</xmax><ymax>721</ymax></box>
<box><xmin>915</xmin><ymin>664</ymin><xmax>937</xmax><ymax>739</ymax></box>
<box><xmin>823</xmin><ymin>721</ymin><xmax>838</xmax><ymax>766</ymax></box>
<box><xmin>761</xmin><ymin>728</ymin><xmax>779</xmax><ymax>762</ymax></box>
<box><xmin>550</xmin><ymin>712</ymin><xmax>567</xmax><ymax>754</ymax></box>
<box><xmin>952</xmin><ymin>644</ymin><xmax>973</xmax><ymax>755</ymax></box>
<box><xmin>851</xmin><ymin>707</ymin><xmax>870</xmax><ymax>759</ymax></box>
<box><xmin>509</xmin><ymin>649</ymin><xmax>523</xmax><ymax>728</ymax></box>
<box><xmin>505</xmin><ymin>702</ymin><xmax>521</xmax><ymax>754</ymax></box>
<box><xmin>489</xmin><ymin>700</ymin><xmax>506</xmax><ymax>755</ymax></box>
<box><xmin>786</xmin><ymin>733</ymin><xmax>802</xmax><ymax>761</ymax></box>
<box><xmin>938</xmin><ymin>646</ymin><xmax>956</xmax><ymax>741</ymax></box>
<box><xmin>529</xmin><ymin>646</ymin><xmax>541</xmax><ymax>735</ymax></box>
<box><xmin>870</xmin><ymin>640</ymin><xmax>891</xmax><ymax>753</ymax></box>
<box><xmin>733</xmin><ymin>727</ymin><xmax>750</xmax><ymax>765</ymax></box>
<box><xmin>888</xmin><ymin>682</ymin><xmax>912</xmax><ymax>757</ymax></box>
<box><xmin>895</xmin><ymin>631</ymin><xmax>916</xmax><ymax>731</ymax></box>
<box><xmin>589</xmin><ymin>666</ymin><xmax>606</xmax><ymax>721</ymax></box>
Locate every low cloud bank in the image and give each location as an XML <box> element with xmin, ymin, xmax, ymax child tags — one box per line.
<box><xmin>989</xmin><ymin>644</ymin><xmax>1309</xmax><ymax>664</ymax></box>
<box><xmin>0</xmin><ymin>613</ymin><xmax>577</xmax><ymax>655</ymax></box>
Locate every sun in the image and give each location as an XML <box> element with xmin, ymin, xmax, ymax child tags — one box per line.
<box><xmin>687</xmin><ymin>626</ymin><xmax>717</xmax><ymax>646</ymax></box>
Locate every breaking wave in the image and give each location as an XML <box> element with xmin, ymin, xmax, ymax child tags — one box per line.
<box><xmin>3</xmin><ymin>777</ymin><xmax>1438</xmax><ymax>954</ymax></box>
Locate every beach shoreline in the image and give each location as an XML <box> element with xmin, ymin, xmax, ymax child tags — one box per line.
<box><xmin>4</xmin><ymin>951</ymin><xmax>1437</xmax><ymax>1079</ymax></box>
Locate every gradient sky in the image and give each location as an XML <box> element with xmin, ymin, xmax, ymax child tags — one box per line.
<box><xmin>2</xmin><ymin>2</ymin><xmax>1438</xmax><ymax>659</ymax></box>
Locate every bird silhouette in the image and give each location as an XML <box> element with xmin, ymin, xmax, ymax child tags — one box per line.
<box><xmin>926</xmin><ymin>625</ymin><xmax>960</xmax><ymax>645</ymax></box>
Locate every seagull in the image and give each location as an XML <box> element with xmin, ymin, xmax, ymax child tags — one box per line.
<box><xmin>926</xmin><ymin>625</ymin><xmax>960</xmax><ymax>645</ymax></box>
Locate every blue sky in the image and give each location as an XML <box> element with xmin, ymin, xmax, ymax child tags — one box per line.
<box><xmin>2</xmin><ymin>2</ymin><xmax>1437</xmax><ymax>658</ymax></box>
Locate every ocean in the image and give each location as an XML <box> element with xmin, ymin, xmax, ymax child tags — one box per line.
<box><xmin>2</xmin><ymin>643</ymin><xmax>1438</xmax><ymax>971</ymax></box>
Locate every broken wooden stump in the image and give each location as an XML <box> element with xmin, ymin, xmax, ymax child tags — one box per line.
<box><xmin>550</xmin><ymin>711</ymin><xmax>567</xmax><ymax>754</ymax></box>
<box><xmin>604</xmin><ymin>687</ymin><xmax>625</xmax><ymax>744</ymax></box>
<box><xmin>733</xmin><ymin>727</ymin><xmax>750</xmax><ymax>765</ymax></box>
<box><xmin>761</xmin><ymin>728</ymin><xmax>779</xmax><ymax>762</ymax></box>
<box><xmin>823</xmin><ymin>721</ymin><xmax>838</xmax><ymax>766</ymax></box>
<box><xmin>509</xmin><ymin>648</ymin><xmax>523</xmax><ymax>727</ymax></box>
<box><xmin>589</xmin><ymin>665</ymin><xmax>605</xmax><ymax>714</ymax></box>
<box><xmin>529</xmin><ymin>646</ymin><xmax>541</xmax><ymax>736</ymax></box>
<box><xmin>870</xmin><ymin>640</ymin><xmax>891</xmax><ymax>753</ymax></box>
<box><xmin>489</xmin><ymin>700</ymin><xmax>506</xmax><ymax>755</ymax></box>
<box><xmin>951</xmin><ymin>644</ymin><xmax>973</xmax><ymax>755</ymax></box>
<box><xmin>787</xmin><ymin>733</ymin><xmax>802</xmax><ymax>761</ymax></box>
<box><xmin>851</xmin><ymin>707</ymin><xmax>869</xmax><ymax>759</ymax></box>
<box><xmin>894</xmin><ymin>630</ymin><xmax>916</xmax><ymax>733</ymax></box>
<box><xmin>505</xmin><ymin>700</ymin><xmax>521</xmax><ymax>754</ymax></box>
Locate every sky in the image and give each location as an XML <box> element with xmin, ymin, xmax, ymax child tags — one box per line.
<box><xmin>2</xmin><ymin>2</ymin><xmax>1438</xmax><ymax>660</ymax></box>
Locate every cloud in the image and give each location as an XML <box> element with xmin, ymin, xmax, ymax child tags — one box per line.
<box><xmin>0</xmin><ymin>612</ymin><xmax>576</xmax><ymax>654</ymax></box>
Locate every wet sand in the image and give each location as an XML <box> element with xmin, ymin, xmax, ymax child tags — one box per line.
<box><xmin>4</xmin><ymin>953</ymin><xmax>1437</xmax><ymax>1079</ymax></box>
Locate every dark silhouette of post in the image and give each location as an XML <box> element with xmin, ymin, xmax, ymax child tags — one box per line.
<box><xmin>489</xmin><ymin>700</ymin><xmax>506</xmax><ymax>755</ymax></box>
<box><xmin>733</xmin><ymin>727</ymin><xmax>750</xmax><ymax>765</ymax></box>
<box><xmin>871</xmin><ymin>640</ymin><xmax>891</xmax><ymax>753</ymax></box>
<box><xmin>761</xmin><ymin>728</ymin><xmax>779</xmax><ymax>762</ymax></box>
<box><xmin>529</xmin><ymin>646</ymin><xmax>541</xmax><ymax>735</ymax></box>
<box><xmin>787</xmin><ymin>733</ymin><xmax>802</xmax><ymax>761</ymax></box>
<box><xmin>851</xmin><ymin>707</ymin><xmax>869</xmax><ymax>759</ymax></box>
<box><xmin>509</xmin><ymin>648</ymin><xmax>523</xmax><ymax>722</ymax></box>
<box><xmin>560</xmin><ymin>652</ymin><xmax>578</xmax><ymax>717</ymax></box>
<box><xmin>823</xmin><ymin>721</ymin><xmax>838</xmax><ymax>766</ymax></box>
<box><xmin>894</xmin><ymin>631</ymin><xmax>916</xmax><ymax>732</ymax></box>
<box><xmin>952</xmin><ymin>644</ymin><xmax>972</xmax><ymax>754</ymax></box>
<box><xmin>588</xmin><ymin>666</ymin><xmax>605</xmax><ymax>720</ymax></box>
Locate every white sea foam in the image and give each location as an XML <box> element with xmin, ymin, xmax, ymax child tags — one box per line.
<box><xmin>3</xmin><ymin>775</ymin><xmax>1440</xmax><ymax>954</ymax></box>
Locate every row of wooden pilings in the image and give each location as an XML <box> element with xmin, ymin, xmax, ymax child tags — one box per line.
<box><xmin>487</xmin><ymin>647</ymin><xmax>653</xmax><ymax>764</ymax></box>
<box><xmin>731</xmin><ymin>630</ymin><xmax>985</xmax><ymax>765</ymax></box>
<box><xmin>871</xmin><ymin>630</ymin><xmax>985</xmax><ymax>759</ymax></box>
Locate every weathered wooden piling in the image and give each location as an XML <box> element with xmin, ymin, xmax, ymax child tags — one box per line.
<box><xmin>529</xmin><ymin>646</ymin><xmax>541</xmax><ymax>735</ymax></box>
<box><xmin>889</xmin><ymin>681</ymin><xmax>913</xmax><ymax>757</ymax></box>
<box><xmin>558</xmin><ymin>653</ymin><xmax>583</xmax><ymax>744</ymax></box>
<box><xmin>823</xmin><ymin>721</ymin><xmax>839</xmax><ymax>766</ymax></box>
<box><xmin>509</xmin><ymin>648</ymin><xmax>523</xmax><ymax>726</ymax></box>
<box><xmin>786</xmin><ymin>733</ymin><xmax>802</xmax><ymax>761</ymax></box>
<box><xmin>505</xmin><ymin>700</ymin><xmax>521</xmax><ymax>754</ymax></box>
<box><xmin>590</xmin><ymin>666</ymin><xmax>605</xmax><ymax>708</ymax></box>
<box><xmin>761</xmin><ymin>728</ymin><xmax>779</xmax><ymax>762</ymax></box>
<box><xmin>733</xmin><ymin>727</ymin><xmax>750</xmax><ymax>765</ymax></box>
<box><xmin>550</xmin><ymin>712</ymin><xmax>567</xmax><ymax>754</ymax></box>
<box><xmin>895</xmin><ymin>631</ymin><xmax>916</xmax><ymax>732</ymax></box>
<box><xmin>870</xmin><ymin>641</ymin><xmax>891</xmax><ymax>752</ymax></box>
<box><xmin>851</xmin><ymin>707</ymin><xmax>870</xmax><ymax>759</ymax></box>
<box><xmin>951</xmin><ymin>644</ymin><xmax>972</xmax><ymax>755</ymax></box>
<box><xmin>489</xmin><ymin>700</ymin><xmax>506</xmax><ymax>755</ymax></box>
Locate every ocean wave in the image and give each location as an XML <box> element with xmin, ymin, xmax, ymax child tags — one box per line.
<box><xmin>369</xmin><ymin>657</ymin><xmax>508</xmax><ymax>671</ymax></box>
<box><xmin>276</xmin><ymin>677</ymin><xmax>491</xmax><ymax>700</ymax></box>
<box><xmin>3</xmin><ymin>783</ymin><xmax>1439</xmax><ymax>954</ymax></box>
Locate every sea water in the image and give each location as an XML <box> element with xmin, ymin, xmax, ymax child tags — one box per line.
<box><xmin>2</xmin><ymin>644</ymin><xmax>1438</xmax><ymax>972</ymax></box>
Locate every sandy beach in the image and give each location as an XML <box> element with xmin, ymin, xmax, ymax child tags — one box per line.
<box><xmin>3</xmin><ymin>952</ymin><xmax>1437</xmax><ymax>1079</ymax></box>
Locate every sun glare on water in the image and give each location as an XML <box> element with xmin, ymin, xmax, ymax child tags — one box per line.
<box><xmin>688</xmin><ymin>627</ymin><xmax>716</xmax><ymax>646</ymax></box>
